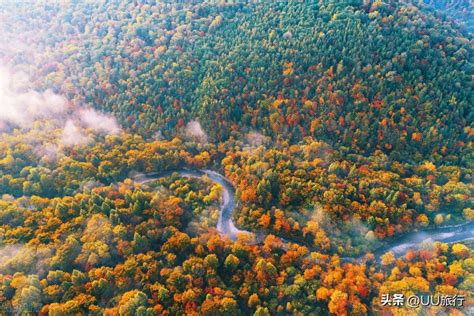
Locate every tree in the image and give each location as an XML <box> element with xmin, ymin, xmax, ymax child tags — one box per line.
<box><xmin>224</xmin><ymin>254</ymin><xmax>240</xmax><ymax>271</ymax></box>
<box><xmin>451</xmin><ymin>244</ymin><xmax>469</xmax><ymax>259</ymax></box>
<box><xmin>247</xmin><ymin>293</ymin><xmax>260</xmax><ymax>308</ymax></box>
<box><xmin>381</xmin><ymin>252</ymin><xmax>395</xmax><ymax>267</ymax></box>
<box><xmin>328</xmin><ymin>290</ymin><xmax>348</xmax><ymax>316</ymax></box>
<box><xmin>118</xmin><ymin>290</ymin><xmax>148</xmax><ymax>316</ymax></box>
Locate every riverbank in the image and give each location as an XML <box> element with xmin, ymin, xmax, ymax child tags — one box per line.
<box><xmin>136</xmin><ymin>169</ymin><xmax>473</xmax><ymax>261</ymax></box>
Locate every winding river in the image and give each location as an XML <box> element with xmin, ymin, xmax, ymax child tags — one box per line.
<box><xmin>370</xmin><ymin>220</ymin><xmax>474</xmax><ymax>259</ymax></box>
<box><xmin>136</xmin><ymin>169</ymin><xmax>473</xmax><ymax>259</ymax></box>
<box><xmin>136</xmin><ymin>169</ymin><xmax>250</xmax><ymax>240</ymax></box>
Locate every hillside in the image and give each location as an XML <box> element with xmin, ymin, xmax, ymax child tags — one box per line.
<box><xmin>423</xmin><ymin>0</ymin><xmax>474</xmax><ymax>33</ymax></box>
<box><xmin>0</xmin><ymin>1</ymin><xmax>472</xmax><ymax>315</ymax></box>
<box><xmin>0</xmin><ymin>0</ymin><xmax>472</xmax><ymax>164</ymax></box>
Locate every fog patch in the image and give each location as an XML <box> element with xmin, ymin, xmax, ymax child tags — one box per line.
<box><xmin>350</xmin><ymin>217</ymin><xmax>369</xmax><ymax>236</ymax></box>
<box><xmin>61</xmin><ymin>120</ymin><xmax>90</xmax><ymax>146</ymax></box>
<box><xmin>152</xmin><ymin>130</ymin><xmax>164</xmax><ymax>141</ymax></box>
<box><xmin>185</xmin><ymin>206</ymin><xmax>220</xmax><ymax>237</ymax></box>
<box><xmin>78</xmin><ymin>108</ymin><xmax>120</xmax><ymax>135</ymax></box>
<box><xmin>0</xmin><ymin>66</ymin><xmax>67</xmax><ymax>130</ymax></box>
<box><xmin>0</xmin><ymin>244</ymin><xmax>53</xmax><ymax>277</ymax></box>
<box><xmin>78</xmin><ymin>179</ymin><xmax>103</xmax><ymax>193</ymax></box>
<box><xmin>245</xmin><ymin>131</ymin><xmax>270</xmax><ymax>148</ymax></box>
<box><xmin>309</xmin><ymin>204</ymin><xmax>330</xmax><ymax>226</ymax></box>
<box><xmin>185</xmin><ymin>120</ymin><xmax>208</xmax><ymax>144</ymax></box>
<box><xmin>34</xmin><ymin>142</ymin><xmax>62</xmax><ymax>163</ymax></box>
<box><xmin>0</xmin><ymin>66</ymin><xmax>121</xmax><ymax>151</ymax></box>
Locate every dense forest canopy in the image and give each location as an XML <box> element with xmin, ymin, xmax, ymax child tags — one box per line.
<box><xmin>1</xmin><ymin>0</ymin><xmax>472</xmax><ymax>164</ymax></box>
<box><xmin>422</xmin><ymin>0</ymin><xmax>474</xmax><ymax>33</ymax></box>
<box><xmin>0</xmin><ymin>0</ymin><xmax>472</xmax><ymax>315</ymax></box>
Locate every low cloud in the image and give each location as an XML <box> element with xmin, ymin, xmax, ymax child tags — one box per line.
<box><xmin>0</xmin><ymin>66</ymin><xmax>68</xmax><ymax>130</ymax></box>
<box><xmin>0</xmin><ymin>65</ymin><xmax>121</xmax><ymax>151</ymax></box>
<box><xmin>245</xmin><ymin>131</ymin><xmax>269</xmax><ymax>148</ymax></box>
<box><xmin>61</xmin><ymin>120</ymin><xmax>90</xmax><ymax>146</ymax></box>
<box><xmin>78</xmin><ymin>108</ymin><xmax>120</xmax><ymax>135</ymax></box>
<box><xmin>0</xmin><ymin>244</ymin><xmax>53</xmax><ymax>277</ymax></box>
<box><xmin>152</xmin><ymin>130</ymin><xmax>164</xmax><ymax>141</ymax></box>
<box><xmin>0</xmin><ymin>245</ymin><xmax>24</xmax><ymax>268</ymax></box>
<box><xmin>34</xmin><ymin>142</ymin><xmax>62</xmax><ymax>163</ymax></box>
<box><xmin>185</xmin><ymin>120</ymin><xmax>208</xmax><ymax>143</ymax></box>
<box><xmin>350</xmin><ymin>217</ymin><xmax>369</xmax><ymax>236</ymax></box>
<box><xmin>78</xmin><ymin>179</ymin><xmax>103</xmax><ymax>193</ymax></box>
<box><xmin>240</xmin><ymin>131</ymin><xmax>270</xmax><ymax>160</ymax></box>
<box><xmin>310</xmin><ymin>204</ymin><xmax>330</xmax><ymax>226</ymax></box>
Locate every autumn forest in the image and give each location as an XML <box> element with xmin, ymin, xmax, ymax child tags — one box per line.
<box><xmin>0</xmin><ymin>1</ymin><xmax>472</xmax><ymax>315</ymax></box>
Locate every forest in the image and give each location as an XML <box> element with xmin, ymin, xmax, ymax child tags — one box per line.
<box><xmin>0</xmin><ymin>0</ymin><xmax>472</xmax><ymax>315</ymax></box>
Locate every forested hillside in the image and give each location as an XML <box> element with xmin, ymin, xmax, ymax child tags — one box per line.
<box><xmin>1</xmin><ymin>0</ymin><xmax>472</xmax><ymax>163</ymax></box>
<box><xmin>423</xmin><ymin>0</ymin><xmax>474</xmax><ymax>33</ymax></box>
<box><xmin>0</xmin><ymin>0</ymin><xmax>472</xmax><ymax>315</ymax></box>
